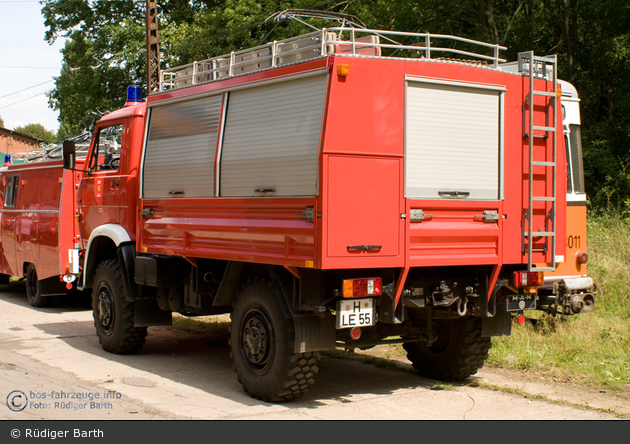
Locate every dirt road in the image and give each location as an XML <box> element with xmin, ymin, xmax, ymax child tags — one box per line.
<box><xmin>0</xmin><ymin>283</ymin><xmax>624</xmax><ymax>420</ymax></box>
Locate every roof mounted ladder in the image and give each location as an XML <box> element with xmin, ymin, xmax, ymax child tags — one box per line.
<box><xmin>519</xmin><ymin>51</ymin><xmax>558</xmax><ymax>272</ymax></box>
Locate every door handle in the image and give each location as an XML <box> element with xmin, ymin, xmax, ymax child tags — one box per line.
<box><xmin>347</xmin><ymin>245</ymin><xmax>382</xmax><ymax>251</ymax></box>
<box><xmin>438</xmin><ymin>191</ymin><xmax>470</xmax><ymax>199</ymax></box>
<box><xmin>111</xmin><ymin>179</ymin><xmax>119</xmax><ymax>190</ymax></box>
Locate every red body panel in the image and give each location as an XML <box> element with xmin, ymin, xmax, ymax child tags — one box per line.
<box><xmin>140</xmin><ymin>198</ymin><xmax>317</xmax><ymax>267</ymax></box>
<box><xmin>406</xmin><ymin>200</ymin><xmax>502</xmax><ymax>266</ymax></box>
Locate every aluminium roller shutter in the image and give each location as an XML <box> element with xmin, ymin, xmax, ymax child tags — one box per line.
<box><xmin>406</xmin><ymin>79</ymin><xmax>503</xmax><ymax>200</ymax></box>
<box><xmin>219</xmin><ymin>75</ymin><xmax>327</xmax><ymax>197</ymax></box>
<box><xmin>143</xmin><ymin>94</ymin><xmax>222</xmax><ymax>199</ymax></box>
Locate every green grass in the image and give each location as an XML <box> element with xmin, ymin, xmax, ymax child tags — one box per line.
<box><xmin>489</xmin><ymin>213</ymin><xmax>630</xmax><ymax>391</ymax></box>
<box><xmin>431</xmin><ymin>383</ymin><xmax>456</xmax><ymax>391</ymax></box>
<box><xmin>171</xmin><ymin>313</ymin><xmax>231</xmax><ymax>334</ymax></box>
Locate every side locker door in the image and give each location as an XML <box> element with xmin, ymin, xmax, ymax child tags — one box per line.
<box><xmin>326</xmin><ymin>156</ymin><xmax>403</xmax><ymax>264</ymax></box>
<box><xmin>1</xmin><ymin>174</ymin><xmax>20</xmax><ymax>275</ymax></box>
<box><xmin>36</xmin><ymin>167</ymin><xmax>64</xmax><ymax>277</ymax></box>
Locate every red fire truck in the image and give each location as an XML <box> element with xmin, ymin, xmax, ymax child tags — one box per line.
<box><xmin>0</xmin><ymin>17</ymin><xmax>596</xmax><ymax>401</ymax></box>
<box><xmin>0</xmin><ymin>133</ymin><xmax>90</xmax><ymax>306</ymax></box>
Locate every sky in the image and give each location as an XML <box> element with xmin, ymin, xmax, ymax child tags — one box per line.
<box><xmin>0</xmin><ymin>0</ymin><xmax>66</xmax><ymax>132</ymax></box>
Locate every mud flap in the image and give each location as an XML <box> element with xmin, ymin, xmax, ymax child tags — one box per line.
<box><xmin>481</xmin><ymin>278</ymin><xmax>511</xmax><ymax>337</ymax></box>
<box><xmin>118</xmin><ymin>243</ymin><xmax>138</xmax><ymax>302</ymax></box>
<box><xmin>133</xmin><ymin>295</ymin><xmax>172</xmax><ymax>327</ymax></box>
<box><xmin>266</xmin><ymin>265</ymin><xmax>336</xmax><ymax>353</ymax></box>
<box><xmin>293</xmin><ymin>314</ymin><xmax>336</xmax><ymax>353</ymax></box>
<box><xmin>481</xmin><ymin>305</ymin><xmax>511</xmax><ymax>337</ymax></box>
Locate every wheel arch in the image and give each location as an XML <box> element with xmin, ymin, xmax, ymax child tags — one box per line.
<box><xmin>81</xmin><ymin>224</ymin><xmax>133</xmax><ymax>290</ymax></box>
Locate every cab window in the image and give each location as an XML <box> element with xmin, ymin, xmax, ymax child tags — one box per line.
<box><xmin>89</xmin><ymin>124</ymin><xmax>123</xmax><ymax>171</ymax></box>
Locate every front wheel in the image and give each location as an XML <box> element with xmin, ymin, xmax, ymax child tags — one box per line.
<box><xmin>230</xmin><ymin>278</ymin><xmax>320</xmax><ymax>402</ymax></box>
<box><xmin>26</xmin><ymin>264</ymin><xmax>48</xmax><ymax>308</ymax></box>
<box><xmin>92</xmin><ymin>259</ymin><xmax>147</xmax><ymax>354</ymax></box>
<box><xmin>403</xmin><ymin>317</ymin><xmax>491</xmax><ymax>381</ymax></box>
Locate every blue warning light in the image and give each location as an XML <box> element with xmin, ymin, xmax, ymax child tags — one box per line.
<box><xmin>126</xmin><ymin>85</ymin><xmax>143</xmax><ymax>103</ymax></box>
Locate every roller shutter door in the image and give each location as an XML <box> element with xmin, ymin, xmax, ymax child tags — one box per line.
<box><xmin>143</xmin><ymin>94</ymin><xmax>222</xmax><ymax>199</ymax></box>
<box><xmin>220</xmin><ymin>75</ymin><xmax>326</xmax><ymax>197</ymax></box>
<box><xmin>406</xmin><ymin>80</ymin><xmax>503</xmax><ymax>200</ymax></box>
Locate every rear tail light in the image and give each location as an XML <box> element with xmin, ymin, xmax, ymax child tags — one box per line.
<box><xmin>512</xmin><ymin>271</ymin><xmax>544</xmax><ymax>287</ymax></box>
<box><xmin>342</xmin><ymin>277</ymin><xmax>382</xmax><ymax>298</ymax></box>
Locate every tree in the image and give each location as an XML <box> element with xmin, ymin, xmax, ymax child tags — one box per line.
<box><xmin>42</xmin><ymin>0</ymin><xmax>325</xmax><ymax>133</ymax></box>
<box><xmin>41</xmin><ymin>0</ymin><xmax>630</xmax><ymax>210</ymax></box>
<box><xmin>0</xmin><ymin>116</ymin><xmax>4</xmax><ymax>128</ymax></box>
<box><xmin>13</xmin><ymin>123</ymin><xmax>57</xmax><ymax>144</ymax></box>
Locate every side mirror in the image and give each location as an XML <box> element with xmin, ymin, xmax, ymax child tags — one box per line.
<box><xmin>62</xmin><ymin>140</ymin><xmax>76</xmax><ymax>170</ymax></box>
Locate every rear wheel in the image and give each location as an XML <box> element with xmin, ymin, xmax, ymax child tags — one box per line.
<box><xmin>26</xmin><ymin>264</ymin><xmax>48</xmax><ymax>308</ymax></box>
<box><xmin>230</xmin><ymin>278</ymin><xmax>320</xmax><ymax>402</ymax></box>
<box><xmin>92</xmin><ymin>259</ymin><xmax>147</xmax><ymax>354</ymax></box>
<box><xmin>403</xmin><ymin>317</ymin><xmax>491</xmax><ymax>381</ymax></box>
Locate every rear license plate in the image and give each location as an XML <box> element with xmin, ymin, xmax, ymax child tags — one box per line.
<box><xmin>336</xmin><ymin>298</ymin><xmax>375</xmax><ymax>329</ymax></box>
<box><xmin>507</xmin><ymin>294</ymin><xmax>536</xmax><ymax>312</ymax></box>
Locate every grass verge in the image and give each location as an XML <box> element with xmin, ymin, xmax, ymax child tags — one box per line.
<box><xmin>489</xmin><ymin>213</ymin><xmax>630</xmax><ymax>391</ymax></box>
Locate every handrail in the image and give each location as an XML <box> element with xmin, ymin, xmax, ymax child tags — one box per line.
<box><xmin>159</xmin><ymin>28</ymin><xmax>507</xmax><ymax>92</ymax></box>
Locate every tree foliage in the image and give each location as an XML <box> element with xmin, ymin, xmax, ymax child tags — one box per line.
<box><xmin>13</xmin><ymin>123</ymin><xmax>57</xmax><ymax>143</ymax></box>
<box><xmin>41</xmin><ymin>0</ymin><xmax>630</xmax><ymax>210</ymax></box>
<box><xmin>0</xmin><ymin>116</ymin><xmax>4</xmax><ymax>128</ymax></box>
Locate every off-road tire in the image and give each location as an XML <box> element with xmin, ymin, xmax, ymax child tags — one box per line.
<box><xmin>403</xmin><ymin>317</ymin><xmax>491</xmax><ymax>381</ymax></box>
<box><xmin>92</xmin><ymin>259</ymin><xmax>147</xmax><ymax>354</ymax></box>
<box><xmin>26</xmin><ymin>264</ymin><xmax>48</xmax><ymax>308</ymax></box>
<box><xmin>230</xmin><ymin>278</ymin><xmax>320</xmax><ymax>402</ymax></box>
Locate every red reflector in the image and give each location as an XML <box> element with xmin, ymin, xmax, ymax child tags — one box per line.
<box><xmin>513</xmin><ymin>271</ymin><xmax>543</xmax><ymax>287</ymax></box>
<box><xmin>350</xmin><ymin>327</ymin><xmax>362</xmax><ymax>340</ymax></box>
<box><xmin>576</xmin><ymin>251</ymin><xmax>588</xmax><ymax>264</ymax></box>
<box><xmin>517</xmin><ymin>314</ymin><xmax>526</xmax><ymax>325</ymax></box>
<box><xmin>342</xmin><ymin>277</ymin><xmax>383</xmax><ymax>298</ymax></box>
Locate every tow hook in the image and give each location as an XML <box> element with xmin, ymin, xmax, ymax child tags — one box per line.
<box><xmin>457</xmin><ymin>296</ymin><xmax>468</xmax><ymax>316</ymax></box>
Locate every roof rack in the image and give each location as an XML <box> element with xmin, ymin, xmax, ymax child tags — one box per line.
<box><xmin>159</xmin><ymin>27</ymin><xmax>506</xmax><ymax>92</ymax></box>
<box><xmin>8</xmin><ymin>131</ymin><xmax>92</xmax><ymax>165</ymax></box>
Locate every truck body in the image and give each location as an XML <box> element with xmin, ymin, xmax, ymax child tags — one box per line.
<box><xmin>0</xmin><ymin>26</ymin><xmax>595</xmax><ymax>401</ymax></box>
<box><xmin>0</xmin><ymin>159</ymin><xmax>84</xmax><ymax>306</ymax></box>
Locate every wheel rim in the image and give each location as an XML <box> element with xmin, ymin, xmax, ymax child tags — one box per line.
<box><xmin>97</xmin><ymin>282</ymin><xmax>115</xmax><ymax>335</ymax></box>
<box><xmin>240</xmin><ymin>307</ymin><xmax>274</xmax><ymax>374</ymax></box>
<box><xmin>26</xmin><ymin>267</ymin><xmax>38</xmax><ymax>303</ymax></box>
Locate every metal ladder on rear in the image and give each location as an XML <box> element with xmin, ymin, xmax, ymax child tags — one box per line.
<box><xmin>519</xmin><ymin>51</ymin><xmax>558</xmax><ymax>272</ymax></box>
